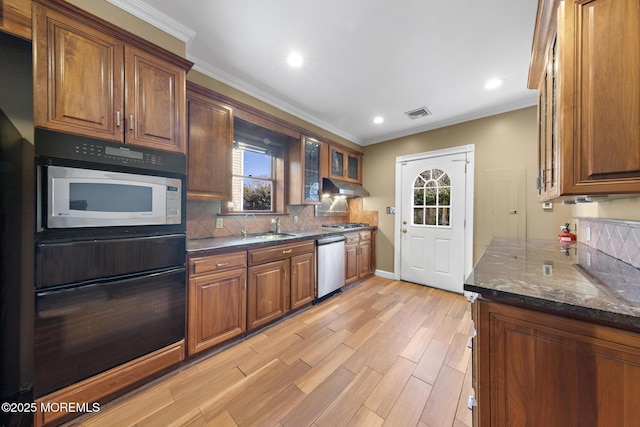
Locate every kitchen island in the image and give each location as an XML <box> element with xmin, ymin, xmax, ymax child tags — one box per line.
<box><xmin>465</xmin><ymin>237</ymin><xmax>640</xmax><ymax>426</ymax></box>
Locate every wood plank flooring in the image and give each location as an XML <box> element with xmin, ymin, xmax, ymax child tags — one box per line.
<box><xmin>68</xmin><ymin>276</ymin><xmax>474</xmax><ymax>427</ymax></box>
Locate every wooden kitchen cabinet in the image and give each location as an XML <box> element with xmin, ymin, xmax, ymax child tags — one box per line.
<box><xmin>345</xmin><ymin>230</ymin><xmax>373</xmax><ymax>285</ymax></box>
<box><xmin>329</xmin><ymin>145</ymin><xmax>362</xmax><ymax>183</ymax></box>
<box><xmin>187</xmin><ymin>251</ymin><xmax>247</xmax><ymax>355</ymax></box>
<box><xmin>33</xmin><ymin>0</ymin><xmax>192</xmax><ymax>154</ymax></box>
<box><xmin>289</xmin><ymin>136</ymin><xmax>328</xmax><ymax>204</ymax></box>
<box><xmin>186</xmin><ymin>82</ymin><xmax>233</xmax><ymax>201</ymax></box>
<box><xmin>357</xmin><ymin>231</ymin><xmax>372</xmax><ymax>279</ymax></box>
<box><xmin>0</xmin><ymin>0</ymin><xmax>31</xmax><ymax>40</ymax></box>
<box><xmin>345</xmin><ymin>236</ymin><xmax>359</xmax><ymax>285</ymax></box>
<box><xmin>536</xmin><ymin>36</ymin><xmax>560</xmax><ymax>201</ymax></box>
<box><xmin>530</xmin><ymin>0</ymin><xmax>640</xmax><ymax>200</ymax></box>
<box><xmin>290</xmin><ymin>252</ymin><xmax>315</xmax><ymax>310</ymax></box>
<box><xmin>247</xmin><ymin>239</ymin><xmax>315</xmax><ymax>330</ymax></box>
<box><xmin>247</xmin><ymin>259</ymin><xmax>287</xmax><ymax>330</ymax></box>
<box><xmin>473</xmin><ymin>298</ymin><xmax>640</xmax><ymax>426</ymax></box>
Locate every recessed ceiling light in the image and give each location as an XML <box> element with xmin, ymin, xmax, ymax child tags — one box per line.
<box><xmin>485</xmin><ymin>78</ymin><xmax>503</xmax><ymax>89</ymax></box>
<box><xmin>287</xmin><ymin>52</ymin><xmax>304</xmax><ymax>67</ymax></box>
<box><xmin>373</xmin><ymin>116</ymin><xmax>384</xmax><ymax>124</ymax></box>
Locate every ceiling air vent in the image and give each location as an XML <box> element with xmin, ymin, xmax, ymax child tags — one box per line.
<box><xmin>404</xmin><ymin>107</ymin><xmax>432</xmax><ymax>120</ymax></box>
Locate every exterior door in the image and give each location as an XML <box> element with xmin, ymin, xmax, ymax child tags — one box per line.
<box><xmin>398</xmin><ymin>149</ymin><xmax>470</xmax><ymax>293</ymax></box>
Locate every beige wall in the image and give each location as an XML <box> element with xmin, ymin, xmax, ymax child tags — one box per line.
<box><xmin>362</xmin><ymin>107</ymin><xmax>574</xmax><ymax>273</ymax></box>
<box><xmin>573</xmin><ymin>197</ymin><xmax>640</xmax><ymax>223</ymax></box>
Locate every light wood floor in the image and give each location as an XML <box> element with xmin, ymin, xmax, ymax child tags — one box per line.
<box><xmin>69</xmin><ymin>276</ymin><xmax>474</xmax><ymax>427</ymax></box>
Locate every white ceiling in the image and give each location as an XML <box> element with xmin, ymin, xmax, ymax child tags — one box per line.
<box><xmin>109</xmin><ymin>0</ymin><xmax>539</xmax><ymax>146</ymax></box>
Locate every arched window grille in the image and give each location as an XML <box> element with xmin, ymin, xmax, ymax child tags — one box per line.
<box><xmin>412</xmin><ymin>168</ymin><xmax>451</xmax><ymax>226</ymax></box>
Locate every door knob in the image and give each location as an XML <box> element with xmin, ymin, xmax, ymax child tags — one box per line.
<box><xmin>402</xmin><ymin>228</ymin><xmax>407</xmax><ymax>233</ymax></box>
<box><xmin>402</xmin><ymin>220</ymin><xmax>407</xmax><ymax>225</ymax></box>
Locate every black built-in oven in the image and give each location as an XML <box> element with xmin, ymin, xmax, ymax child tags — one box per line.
<box><xmin>33</xmin><ymin>129</ymin><xmax>187</xmax><ymax>397</ymax></box>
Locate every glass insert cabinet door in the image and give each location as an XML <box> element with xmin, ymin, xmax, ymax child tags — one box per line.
<box><xmin>347</xmin><ymin>154</ymin><xmax>359</xmax><ymax>181</ymax></box>
<box><xmin>331</xmin><ymin>148</ymin><xmax>344</xmax><ymax>178</ymax></box>
<box><xmin>304</xmin><ymin>138</ymin><xmax>321</xmax><ymax>202</ymax></box>
<box><xmin>329</xmin><ymin>146</ymin><xmax>361</xmax><ymax>183</ymax></box>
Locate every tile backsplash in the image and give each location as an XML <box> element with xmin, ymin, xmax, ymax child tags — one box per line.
<box><xmin>577</xmin><ymin>217</ymin><xmax>640</xmax><ymax>269</ymax></box>
<box><xmin>187</xmin><ymin>198</ymin><xmax>378</xmax><ymax>240</ymax></box>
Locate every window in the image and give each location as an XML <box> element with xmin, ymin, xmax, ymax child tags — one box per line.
<box><xmin>413</xmin><ymin>168</ymin><xmax>451</xmax><ymax>226</ymax></box>
<box><xmin>231</xmin><ymin>142</ymin><xmax>275</xmax><ymax>212</ymax></box>
<box><xmin>227</xmin><ymin>118</ymin><xmax>288</xmax><ymax>213</ymax></box>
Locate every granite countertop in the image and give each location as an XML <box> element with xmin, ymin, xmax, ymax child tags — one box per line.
<box><xmin>187</xmin><ymin>226</ymin><xmax>376</xmax><ymax>254</ymax></box>
<box><xmin>464</xmin><ymin>237</ymin><xmax>640</xmax><ymax>330</ymax></box>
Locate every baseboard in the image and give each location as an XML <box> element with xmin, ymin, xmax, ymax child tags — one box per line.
<box><xmin>374</xmin><ymin>269</ymin><xmax>395</xmax><ymax>279</ymax></box>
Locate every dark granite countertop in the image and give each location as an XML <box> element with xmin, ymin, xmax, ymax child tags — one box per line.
<box><xmin>464</xmin><ymin>237</ymin><xmax>640</xmax><ymax>331</ymax></box>
<box><xmin>187</xmin><ymin>226</ymin><xmax>376</xmax><ymax>255</ymax></box>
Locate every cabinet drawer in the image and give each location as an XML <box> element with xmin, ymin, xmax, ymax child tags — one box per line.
<box><xmin>189</xmin><ymin>251</ymin><xmax>247</xmax><ymax>276</ymax></box>
<box><xmin>345</xmin><ymin>232</ymin><xmax>360</xmax><ymax>244</ymax></box>
<box><xmin>248</xmin><ymin>240</ymin><xmax>314</xmax><ymax>266</ymax></box>
<box><xmin>358</xmin><ymin>230</ymin><xmax>371</xmax><ymax>241</ymax></box>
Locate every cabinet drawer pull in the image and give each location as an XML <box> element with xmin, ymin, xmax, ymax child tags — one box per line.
<box><xmin>282</xmin><ymin>249</ymin><xmax>293</xmax><ymax>254</ymax></box>
<box><xmin>216</xmin><ymin>262</ymin><xmax>229</xmax><ymax>267</ymax></box>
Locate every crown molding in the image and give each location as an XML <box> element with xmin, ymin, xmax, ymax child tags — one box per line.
<box><xmin>107</xmin><ymin>0</ymin><xmax>196</xmax><ymax>44</ymax></box>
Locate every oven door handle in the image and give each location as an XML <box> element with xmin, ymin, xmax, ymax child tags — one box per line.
<box><xmin>36</xmin><ymin>266</ymin><xmax>186</xmax><ymax>296</ymax></box>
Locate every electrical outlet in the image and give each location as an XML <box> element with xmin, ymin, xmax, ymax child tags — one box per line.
<box><xmin>293</xmin><ymin>215</ymin><xmax>299</xmax><ymax>224</ymax></box>
<box><xmin>215</xmin><ymin>217</ymin><xmax>223</xmax><ymax>229</ymax></box>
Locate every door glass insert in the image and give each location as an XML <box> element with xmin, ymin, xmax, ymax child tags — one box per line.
<box><xmin>413</xmin><ymin>168</ymin><xmax>451</xmax><ymax>226</ymax></box>
<box><xmin>347</xmin><ymin>154</ymin><xmax>359</xmax><ymax>180</ymax></box>
<box><xmin>331</xmin><ymin>149</ymin><xmax>344</xmax><ymax>177</ymax></box>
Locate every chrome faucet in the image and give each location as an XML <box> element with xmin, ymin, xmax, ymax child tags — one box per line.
<box><xmin>272</xmin><ymin>217</ymin><xmax>280</xmax><ymax>234</ymax></box>
<box><xmin>242</xmin><ymin>213</ymin><xmax>256</xmax><ymax>238</ymax></box>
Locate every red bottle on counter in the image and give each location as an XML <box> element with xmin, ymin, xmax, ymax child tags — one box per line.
<box><xmin>558</xmin><ymin>223</ymin><xmax>576</xmax><ymax>243</ymax></box>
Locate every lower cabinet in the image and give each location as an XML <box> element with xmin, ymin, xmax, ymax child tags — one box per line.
<box><xmin>248</xmin><ymin>240</ymin><xmax>315</xmax><ymax>331</ymax></box>
<box><xmin>247</xmin><ymin>259</ymin><xmax>288</xmax><ymax>330</ymax></box>
<box><xmin>473</xmin><ymin>298</ymin><xmax>640</xmax><ymax>426</ymax></box>
<box><xmin>291</xmin><ymin>252</ymin><xmax>315</xmax><ymax>310</ymax></box>
<box><xmin>187</xmin><ymin>251</ymin><xmax>247</xmax><ymax>355</ymax></box>
<box><xmin>345</xmin><ymin>230</ymin><xmax>374</xmax><ymax>285</ymax></box>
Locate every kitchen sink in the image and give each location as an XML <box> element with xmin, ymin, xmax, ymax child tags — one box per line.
<box><xmin>251</xmin><ymin>232</ymin><xmax>297</xmax><ymax>240</ymax></box>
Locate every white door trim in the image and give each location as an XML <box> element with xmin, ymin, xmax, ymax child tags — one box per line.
<box><xmin>394</xmin><ymin>144</ymin><xmax>475</xmax><ymax>284</ymax></box>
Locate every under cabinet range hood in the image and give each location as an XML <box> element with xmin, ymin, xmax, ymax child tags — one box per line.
<box><xmin>322</xmin><ymin>177</ymin><xmax>370</xmax><ymax>198</ymax></box>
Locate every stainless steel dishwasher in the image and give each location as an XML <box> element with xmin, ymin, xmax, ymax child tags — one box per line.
<box><xmin>316</xmin><ymin>234</ymin><xmax>346</xmax><ymax>300</ymax></box>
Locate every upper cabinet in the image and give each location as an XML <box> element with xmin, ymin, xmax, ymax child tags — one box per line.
<box><xmin>186</xmin><ymin>82</ymin><xmax>233</xmax><ymax>201</ymax></box>
<box><xmin>0</xmin><ymin>0</ymin><xmax>31</xmax><ymax>40</ymax></box>
<box><xmin>531</xmin><ymin>0</ymin><xmax>640</xmax><ymax>200</ymax></box>
<box><xmin>289</xmin><ymin>136</ymin><xmax>328</xmax><ymax>204</ymax></box>
<box><xmin>32</xmin><ymin>0</ymin><xmax>192</xmax><ymax>154</ymax></box>
<box><xmin>329</xmin><ymin>145</ymin><xmax>362</xmax><ymax>184</ymax></box>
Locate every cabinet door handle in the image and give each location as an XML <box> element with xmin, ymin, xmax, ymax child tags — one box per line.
<box><xmin>282</xmin><ymin>249</ymin><xmax>292</xmax><ymax>254</ymax></box>
<box><xmin>129</xmin><ymin>114</ymin><xmax>134</xmax><ymax>131</ymax></box>
<box><xmin>116</xmin><ymin>110</ymin><xmax>121</xmax><ymax>127</ymax></box>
